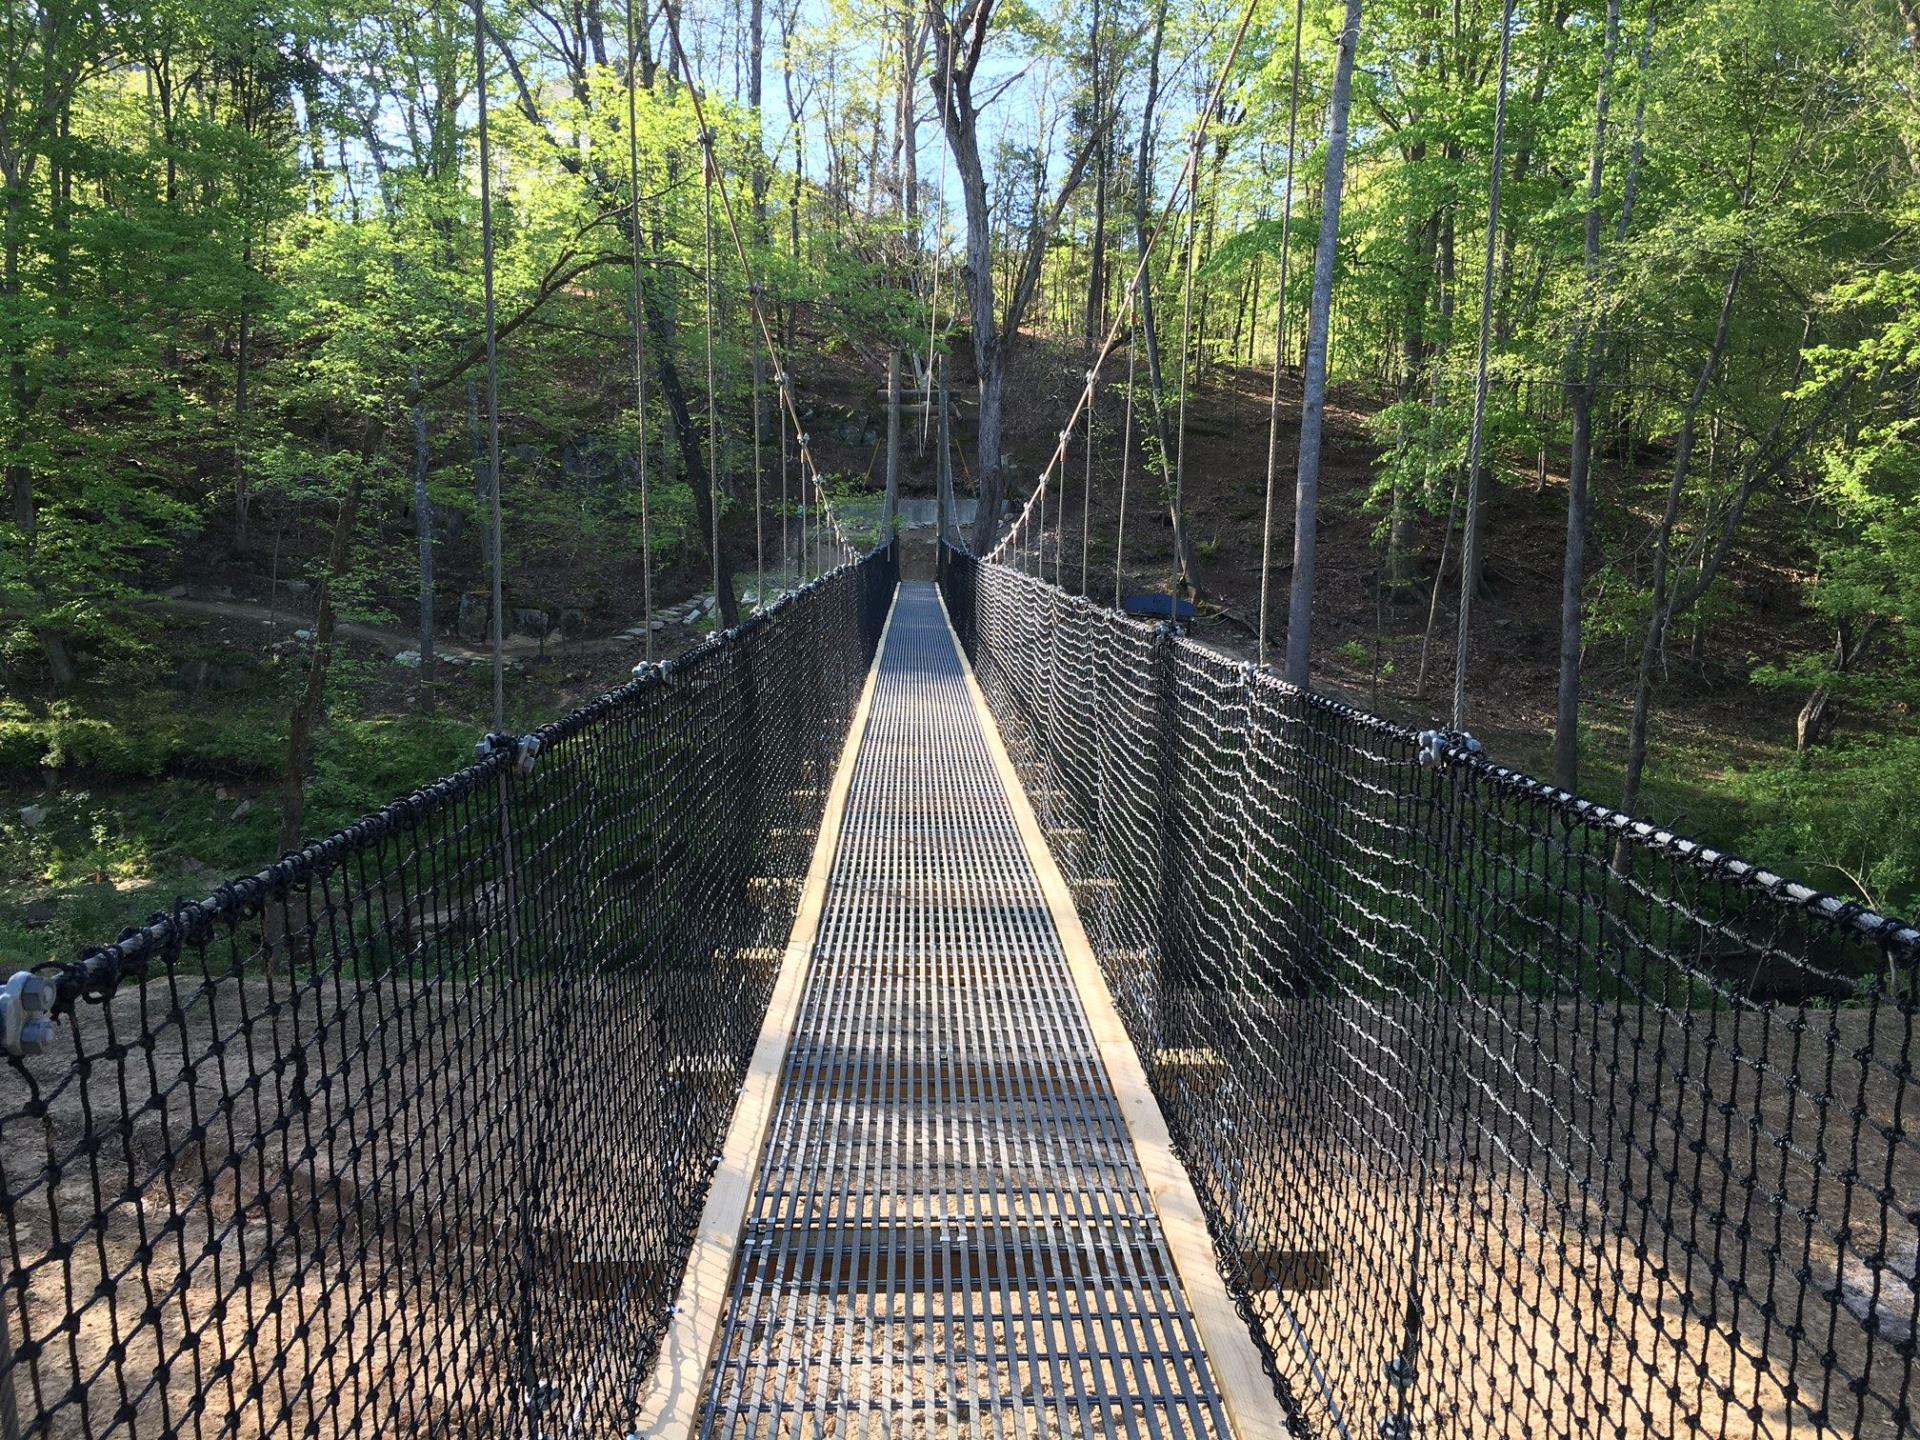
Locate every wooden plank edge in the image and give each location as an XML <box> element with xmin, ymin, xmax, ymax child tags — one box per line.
<box><xmin>932</xmin><ymin>585</ymin><xmax>1292</xmax><ymax>1440</ymax></box>
<box><xmin>632</xmin><ymin>583</ymin><xmax>901</xmax><ymax>1440</ymax></box>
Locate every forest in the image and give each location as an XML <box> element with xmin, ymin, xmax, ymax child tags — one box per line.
<box><xmin>2</xmin><ymin>0</ymin><xmax>1917</xmax><ymax>959</ymax></box>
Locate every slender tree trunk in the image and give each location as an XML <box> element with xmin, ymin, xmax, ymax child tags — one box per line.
<box><xmin>884</xmin><ymin>348</ymin><xmax>901</xmax><ymax>533</ymax></box>
<box><xmin>412</xmin><ymin>372</ymin><xmax>436</xmax><ymax>698</ymax></box>
<box><xmin>1552</xmin><ymin>0</ymin><xmax>1622</xmax><ymax>792</ymax></box>
<box><xmin>1284</xmin><ymin>0</ymin><xmax>1365</xmax><ymax>688</ymax></box>
<box><xmin>1127</xmin><ymin>0</ymin><xmax>1189</xmax><ymax>580</ymax></box>
<box><xmin>277</xmin><ymin>466</ymin><xmax>369</xmax><ymax>857</ymax></box>
<box><xmin>643</xmin><ymin>277</ymin><xmax>742</xmax><ymax>625</ymax></box>
<box><xmin>1617</xmin><ymin>255</ymin><xmax>1746</xmax><ymax>822</ymax></box>
<box><xmin>1083</xmin><ymin>0</ymin><xmax>1106</xmax><ymax>350</ymax></box>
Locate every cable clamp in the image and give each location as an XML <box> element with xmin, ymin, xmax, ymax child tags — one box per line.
<box><xmin>2</xmin><ymin>972</ymin><xmax>56</xmax><ymax>1058</ymax></box>
<box><xmin>475</xmin><ymin>732</ymin><xmax>543</xmax><ymax>774</ymax></box>
<box><xmin>1416</xmin><ymin>729</ymin><xmax>1483</xmax><ymax>767</ymax></box>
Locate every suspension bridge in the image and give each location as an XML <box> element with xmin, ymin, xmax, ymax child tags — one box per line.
<box><xmin>4</xmin><ymin>3</ymin><xmax>1920</xmax><ymax>1437</ymax></box>
<box><xmin>1</xmin><ymin>538</ymin><xmax>1916</xmax><ymax>1439</ymax></box>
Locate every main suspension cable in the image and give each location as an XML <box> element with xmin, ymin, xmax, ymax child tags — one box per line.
<box><xmin>624</xmin><ymin>0</ymin><xmax>654</xmax><ymax>659</ymax></box>
<box><xmin>1452</xmin><ymin>0</ymin><xmax>1515</xmax><ymax>730</ymax></box>
<box><xmin>474</xmin><ymin>0</ymin><xmax>505</xmax><ymax>732</ymax></box>
<box><xmin>1257</xmin><ymin>0</ymin><xmax>1307</xmax><ymax>668</ymax></box>
<box><xmin>703</xmin><ymin>147</ymin><xmax>723</xmax><ymax>609</ymax></box>
<box><xmin>981</xmin><ymin>0</ymin><xmax>1261</xmax><ymax>566</ymax></box>
<box><xmin>1113</xmin><ymin>303</ymin><xmax>1137</xmax><ymax>607</ymax></box>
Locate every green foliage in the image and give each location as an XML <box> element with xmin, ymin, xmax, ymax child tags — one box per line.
<box><xmin>1730</xmin><ymin>737</ymin><xmax>1920</xmax><ymax>918</ymax></box>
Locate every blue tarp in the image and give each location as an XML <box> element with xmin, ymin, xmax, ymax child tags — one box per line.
<box><xmin>1120</xmin><ymin>593</ymin><xmax>1197</xmax><ymax>622</ymax></box>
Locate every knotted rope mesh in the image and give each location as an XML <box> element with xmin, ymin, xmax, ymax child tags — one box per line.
<box><xmin>0</xmin><ymin>545</ymin><xmax>895</xmax><ymax>1440</ymax></box>
<box><xmin>942</xmin><ymin>547</ymin><xmax>1919</xmax><ymax>1439</ymax></box>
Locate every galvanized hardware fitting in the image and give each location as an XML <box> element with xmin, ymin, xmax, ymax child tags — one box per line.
<box><xmin>2</xmin><ymin>971</ymin><xmax>55</xmax><ymax>1057</ymax></box>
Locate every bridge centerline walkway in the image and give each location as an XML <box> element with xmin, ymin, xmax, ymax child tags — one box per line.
<box><xmin>688</xmin><ymin>582</ymin><xmax>1256</xmax><ymax>1440</ymax></box>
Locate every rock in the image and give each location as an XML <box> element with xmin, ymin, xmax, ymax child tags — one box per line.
<box><xmin>456</xmin><ymin>593</ymin><xmax>491</xmax><ymax>643</ymax></box>
<box><xmin>293</xmin><ymin>628</ymin><xmax>315</xmax><ymax>643</ymax></box>
<box><xmin>512</xmin><ymin>607</ymin><xmax>550</xmax><ymax>636</ymax></box>
<box><xmin>162</xmin><ymin>583</ymin><xmax>189</xmax><ymax>599</ymax></box>
<box><xmin>429</xmin><ymin>501</ymin><xmax>469</xmax><ymax>544</ymax></box>
<box><xmin>281</xmin><ymin>579</ymin><xmax>310</xmax><ymax>595</ymax></box>
<box><xmin>215</xmin><ymin>786</ymin><xmax>230</xmax><ymax>802</ymax></box>
<box><xmin>17</xmin><ymin>804</ymin><xmax>48</xmax><ymax>830</ymax></box>
<box><xmin>545</xmin><ymin>632</ymin><xmax>567</xmax><ymax>647</ymax></box>
<box><xmin>393</xmin><ymin>650</ymin><xmax>422</xmax><ymax>668</ymax></box>
<box><xmin>505</xmin><ymin>631</ymin><xmax>540</xmax><ymax>649</ymax></box>
<box><xmin>650</xmin><ymin>619</ymin><xmax>666</xmax><ymax>631</ymax></box>
<box><xmin>20</xmin><ymin>898</ymin><xmax>57</xmax><ymax>928</ymax></box>
<box><xmin>557</xmin><ymin>607</ymin><xmax>587</xmax><ymax>636</ymax></box>
<box><xmin>230</xmin><ymin>799</ymin><xmax>254</xmax><ymax>821</ymax></box>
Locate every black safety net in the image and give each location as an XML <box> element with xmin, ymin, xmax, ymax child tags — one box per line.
<box><xmin>941</xmin><ymin>545</ymin><xmax>1920</xmax><ymax>1440</ymax></box>
<box><xmin>0</xmin><ymin>543</ymin><xmax>896</xmax><ymax>1440</ymax></box>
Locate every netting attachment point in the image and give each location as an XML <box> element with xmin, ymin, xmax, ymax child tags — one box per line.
<box><xmin>2</xmin><ymin>971</ymin><xmax>55</xmax><ymax>1058</ymax></box>
<box><xmin>1417</xmin><ymin>729</ymin><xmax>1482</xmax><ymax>767</ymax></box>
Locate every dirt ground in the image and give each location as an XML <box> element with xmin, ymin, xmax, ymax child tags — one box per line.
<box><xmin>1168</xmin><ymin>997</ymin><xmax>1919</xmax><ymax>1440</ymax></box>
<box><xmin>0</xmin><ymin>964</ymin><xmax>749</xmax><ymax>1439</ymax></box>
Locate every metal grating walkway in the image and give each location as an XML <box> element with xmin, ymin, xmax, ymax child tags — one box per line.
<box><xmin>697</xmin><ymin>583</ymin><xmax>1233</xmax><ymax>1440</ymax></box>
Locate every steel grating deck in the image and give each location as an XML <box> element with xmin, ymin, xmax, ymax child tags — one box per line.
<box><xmin>697</xmin><ymin>583</ymin><xmax>1233</xmax><ymax>1440</ymax></box>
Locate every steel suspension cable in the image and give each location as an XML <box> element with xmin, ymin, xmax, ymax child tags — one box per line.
<box><xmin>473</xmin><ymin>0</ymin><xmax>505</xmax><ymax>732</ymax></box>
<box><xmin>1171</xmin><ymin>145</ymin><xmax>1201</xmax><ymax>586</ymax></box>
<box><xmin>753</xmin><ymin>341</ymin><xmax>764</xmax><ymax>609</ymax></box>
<box><xmin>662</xmin><ymin>1</ymin><xmax>862</xmax><ymax>562</ymax></box>
<box><xmin>1257</xmin><ymin>0</ymin><xmax>1306</xmax><ymax>669</ymax></box>
<box><xmin>623</xmin><ymin>0</ymin><xmax>654</xmax><ymax>660</ymax></box>
<box><xmin>1452</xmin><ymin>0</ymin><xmax>1515</xmax><ymax>730</ymax></box>
<box><xmin>703</xmin><ymin>148</ymin><xmax>723</xmax><ymax>611</ymax></box>
<box><xmin>1080</xmin><ymin>371</ymin><xmax>1093</xmax><ymax>593</ymax></box>
<box><xmin>981</xmin><ymin>0</ymin><xmax>1261</xmax><ymax>565</ymax></box>
<box><xmin>1113</xmin><ymin>305</ymin><xmax>1137</xmax><ymax>607</ymax></box>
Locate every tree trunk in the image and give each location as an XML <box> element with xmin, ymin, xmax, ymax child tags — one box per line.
<box><xmin>1126</xmin><ymin>0</ymin><xmax>1190</xmax><ymax>581</ymax></box>
<box><xmin>1284</xmin><ymin>0</ymin><xmax>1365</xmax><ymax>688</ymax></box>
<box><xmin>884</xmin><ymin>348</ymin><xmax>901</xmax><ymax>533</ymax></box>
<box><xmin>1617</xmin><ymin>255</ymin><xmax>1746</xmax><ymax>822</ymax></box>
<box><xmin>412</xmin><ymin>372</ymin><xmax>436</xmax><ymax>697</ymax></box>
<box><xmin>642</xmin><ymin>275</ymin><xmax>742</xmax><ymax>625</ymax></box>
<box><xmin>1555</xmin><ymin>0</ymin><xmax>1647</xmax><ymax>791</ymax></box>
<box><xmin>933</xmin><ymin>0</ymin><xmax>1102</xmax><ymax>551</ymax></box>
<box><xmin>277</xmin><ymin>467</ymin><xmax>369</xmax><ymax>858</ymax></box>
<box><xmin>1082</xmin><ymin>0</ymin><xmax>1106</xmax><ymax>350</ymax></box>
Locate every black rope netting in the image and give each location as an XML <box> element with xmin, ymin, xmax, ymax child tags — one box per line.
<box><xmin>941</xmin><ymin>546</ymin><xmax>1920</xmax><ymax>1439</ymax></box>
<box><xmin>0</xmin><ymin>545</ymin><xmax>896</xmax><ymax>1440</ymax></box>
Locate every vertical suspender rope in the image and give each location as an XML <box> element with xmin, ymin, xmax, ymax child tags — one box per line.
<box><xmin>753</xmin><ymin>332</ymin><xmax>765</xmax><ymax>610</ymax></box>
<box><xmin>981</xmin><ymin>0</ymin><xmax>1260</xmax><ymax>568</ymax></box>
<box><xmin>662</xmin><ymin>3</ymin><xmax>860</xmax><ymax>566</ymax></box>
<box><xmin>475</xmin><ymin>0</ymin><xmax>504</xmax><ymax>733</ymax></box>
<box><xmin>1171</xmin><ymin>132</ymin><xmax>1203</xmax><ymax>589</ymax></box>
<box><xmin>1451</xmin><ymin>0</ymin><xmax>1515</xmax><ymax>730</ymax></box>
<box><xmin>1257</xmin><ymin>0</ymin><xmax>1306</xmax><ymax>670</ymax></box>
<box><xmin>1080</xmin><ymin>374</ymin><xmax>1093</xmax><ymax>594</ymax></box>
<box><xmin>703</xmin><ymin>146</ymin><xmax>723</xmax><ymax>616</ymax></box>
<box><xmin>780</xmin><ymin>378</ymin><xmax>790</xmax><ymax>585</ymax></box>
<box><xmin>623</xmin><ymin>0</ymin><xmax>653</xmax><ymax>660</ymax></box>
<box><xmin>1113</xmin><ymin>305</ymin><xmax>1137</xmax><ymax>608</ymax></box>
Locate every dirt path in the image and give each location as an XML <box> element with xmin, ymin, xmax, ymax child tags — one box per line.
<box><xmin>146</xmin><ymin>594</ymin><xmax>668</xmax><ymax>661</ymax></box>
